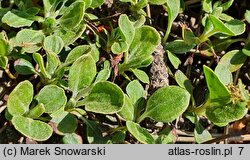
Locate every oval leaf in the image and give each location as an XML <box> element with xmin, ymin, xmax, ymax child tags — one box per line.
<box><xmin>7</xmin><ymin>80</ymin><xmax>33</xmax><ymax>116</ymax></box>
<box><xmin>140</xmin><ymin>86</ymin><xmax>190</xmax><ymax>123</ymax></box>
<box><xmin>14</xmin><ymin>58</ymin><xmax>36</xmax><ymax>75</ymax></box>
<box><xmin>2</xmin><ymin>10</ymin><xmax>34</xmax><ymax>28</ymax></box>
<box><xmin>130</xmin><ymin>69</ymin><xmax>150</xmax><ymax>84</ymax></box>
<box><xmin>51</xmin><ymin>111</ymin><xmax>77</xmax><ymax>134</ymax></box>
<box><xmin>36</xmin><ymin>85</ymin><xmax>67</xmax><ymax>113</ymax></box>
<box><xmin>118</xmin><ymin>95</ymin><xmax>134</xmax><ymax>121</ymax></box>
<box><xmin>63</xmin><ymin>133</ymin><xmax>83</xmax><ymax>144</ymax></box>
<box><xmin>126</xmin><ymin>121</ymin><xmax>154</xmax><ymax>144</ymax></box>
<box><xmin>175</xmin><ymin>70</ymin><xmax>193</xmax><ymax>94</ymax></box>
<box><xmin>12</xmin><ymin>116</ymin><xmax>53</xmax><ymax>141</ymax></box>
<box><xmin>59</xmin><ymin>1</ymin><xmax>85</xmax><ymax>29</ymax></box>
<box><xmin>43</xmin><ymin>35</ymin><xmax>64</xmax><ymax>54</ymax></box>
<box><xmin>206</xmin><ymin>101</ymin><xmax>248</xmax><ymax>126</ymax></box>
<box><xmin>84</xmin><ymin>81</ymin><xmax>125</xmax><ymax>114</ymax></box>
<box><xmin>68</xmin><ymin>54</ymin><xmax>96</xmax><ymax>97</ymax></box>
<box><xmin>16</xmin><ymin>29</ymin><xmax>45</xmax><ymax>53</ymax></box>
<box><xmin>65</xmin><ymin>45</ymin><xmax>92</xmax><ymax>65</ymax></box>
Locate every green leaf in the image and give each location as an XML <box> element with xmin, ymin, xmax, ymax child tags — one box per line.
<box><xmin>84</xmin><ymin>0</ymin><xmax>92</xmax><ymax>8</ymax></box>
<box><xmin>43</xmin><ymin>0</ymin><xmax>62</xmax><ymax>17</ymax></box>
<box><xmin>111</xmin><ymin>41</ymin><xmax>128</xmax><ymax>54</ymax></box>
<box><xmin>0</xmin><ymin>56</ymin><xmax>8</xmax><ymax>69</ymax></box>
<box><xmin>167</xmin><ymin>50</ymin><xmax>181</xmax><ymax>69</ymax></box>
<box><xmin>26</xmin><ymin>7</ymin><xmax>40</xmax><ymax>15</ymax></box>
<box><xmin>118</xmin><ymin>95</ymin><xmax>134</xmax><ymax>121</ymax></box>
<box><xmin>126</xmin><ymin>80</ymin><xmax>145</xmax><ymax>105</ymax></box>
<box><xmin>51</xmin><ymin>111</ymin><xmax>77</xmax><ymax>134</ymax></box>
<box><xmin>165</xmin><ymin>40</ymin><xmax>196</xmax><ymax>54</ymax></box>
<box><xmin>216</xmin><ymin>50</ymin><xmax>247</xmax><ymax>72</ymax></box>
<box><xmin>194</xmin><ymin>120</ymin><xmax>212</xmax><ymax>144</ymax></box>
<box><xmin>7</xmin><ymin>80</ymin><xmax>33</xmax><ymax>116</ymax></box>
<box><xmin>120</xmin><ymin>26</ymin><xmax>160</xmax><ymax>70</ymax></box>
<box><xmin>206</xmin><ymin>101</ymin><xmax>248</xmax><ymax>126</ymax></box>
<box><xmin>214</xmin><ymin>49</ymin><xmax>246</xmax><ymax>84</ymax></box>
<box><xmin>214</xmin><ymin>65</ymin><xmax>233</xmax><ymax>85</ymax></box>
<box><xmin>54</xmin><ymin>23</ymin><xmax>86</xmax><ymax>46</ymax></box>
<box><xmin>148</xmin><ymin>0</ymin><xmax>167</xmax><ymax>5</ymax></box>
<box><xmin>68</xmin><ymin>54</ymin><xmax>96</xmax><ymax>97</ymax></box>
<box><xmin>14</xmin><ymin>0</ymin><xmax>33</xmax><ymax>10</ymax></box>
<box><xmin>163</xmin><ymin>0</ymin><xmax>180</xmax><ymax>42</ymax></box>
<box><xmin>14</xmin><ymin>58</ymin><xmax>36</xmax><ymax>75</ymax></box>
<box><xmin>238</xmin><ymin>79</ymin><xmax>249</xmax><ymax>101</ymax></box>
<box><xmin>110</xmin><ymin>131</ymin><xmax>126</xmax><ymax>144</ymax></box>
<box><xmin>43</xmin><ymin>35</ymin><xmax>64</xmax><ymax>54</ymax></box>
<box><xmin>242</xmin><ymin>43</ymin><xmax>250</xmax><ymax>56</ymax></box>
<box><xmin>2</xmin><ymin>10</ymin><xmax>35</xmax><ymax>28</ymax></box>
<box><xmin>59</xmin><ymin>1</ymin><xmax>85</xmax><ymax>30</ymax></box>
<box><xmin>94</xmin><ymin>61</ymin><xmax>111</xmax><ymax>83</ymax></box>
<box><xmin>202</xmin><ymin>0</ymin><xmax>212</xmax><ymax>13</ymax></box>
<box><xmin>62</xmin><ymin>133</ymin><xmax>82</xmax><ymax>144</ymax></box>
<box><xmin>209</xmin><ymin>15</ymin><xmax>235</xmax><ymax>36</ymax></box>
<box><xmin>46</xmin><ymin>52</ymin><xmax>59</xmax><ymax>75</ymax></box>
<box><xmin>84</xmin><ymin>81</ymin><xmax>125</xmax><ymax>114</ymax></box>
<box><xmin>85</xmin><ymin>120</ymin><xmax>108</xmax><ymax>144</ymax></box>
<box><xmin>203</xmin><ymin>65</ymin><xmax>231</xmax><ymax>104</ymax></box>
<box><xmin>219</xmin><ymin>13</ymin><xmax>234</xmax><ymax>21</ymax></box>
<box><xmin>90</xmin><ymin>0</ymin><xmax>105</xmax><ymax>8</ymax></box>
<box><xmin>119</xmin><ymin>14</ymin><xmax>135</xmax><ymax>46</ymax></box>
<box><xmin>25</xmin><ymin>103</ymin><xmax>45</xmax><ymax>119</ymax></box>
<box><xmin>0</xmin><ymin>39</ymin><xmax>11</xmax><ymax>56</ymax></box>
<box><xmin>174</xmin><ymin>70</ymin><xmax>193</xmax><ymax>94</ymax></box>
<box><xmin>12</xmin><ymin>116</ymin><xmax>53</xmax><ymax>141</ymax></box>
<box><xmin>218</xmin><ymin>0</ymin><xmax>234</xmax><ymax>11</ymax></box>
<box><xmin>65</xmin><ymin>45</ymin><xmax>92</xmax><ymax>65</ymax></box>
<box><xmin>33</xmin><ymin>53</ymin><xmax>51</xmax><ymax>79</ymax></box>
<box><xmin>155</xmin><ymin>126</ymin><xmax>176</xmax><ymax>144</ymax></box>
<box><xmin>36</xmin><ymin>85</ymin><xmax>67</xmax><ymax>113</ymax></box>
<box><xmin>225</xmin><ymin>19</ymin><xmax>246</xmax><ymax>36</ymax></box>
<box><xmin>130</xmin><ymin>69</ymin><xmax>150</xmax><ymax>84</ymax></box>
<box><xmin>126</xmin><ymin>121</ymin><xmax>154</xmax><ymax>144</ymax></box>
<box><xmin>245</xmin><ymin>10</ymin><xmax>250</xmax><ymax>23</ymax></box>
<box><xmin>139</xmin><ymin>86</ymin><xmax>190</xmax><ymax>123</ymax></box>
<box><xmin>16</xmin><ymin>29</ymin><xmax>45</xmax><ymax>53</ymax></box>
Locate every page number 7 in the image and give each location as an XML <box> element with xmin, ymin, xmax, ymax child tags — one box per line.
<box><xmin>238</xmin><ymin>147</ymin><xmax>244</xmax><ymax>155</ymax></box>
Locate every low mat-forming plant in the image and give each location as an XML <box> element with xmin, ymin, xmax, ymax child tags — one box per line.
<box><xmin>0</xmin><ymin>0</ymin><xmax>249</xmax><ymax>144</ymax></box>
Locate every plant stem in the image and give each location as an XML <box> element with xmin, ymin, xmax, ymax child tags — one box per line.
<box><xmin>136</xmin><ymin>113</ymin><xmax>147</xmax><ymax>123</ymax></box>
<box><xmin>163</xmin><ymin>23</ymin><xmax>171</xmax><ymax>44</ymax></box>
<box><xmin>185</xmin><ymin>0</ymin><xmax>201</xmax><ymax>6</ymax></box>
<box><xmin>89</xmin><ymin>13</ymin><xmax>122</xmax><ymax>22</ymax></box>
<box><xmin>198</xmin><ymin>29</ymin><xmax>218</xmax><ymax>43</ymax></box>
<box><xmin>146</xmin><ymin>4</ymin><xmax>152</xmax><ymax>25</ymax></box>
<box><xmin>5</xmin><ymin>69</ymin><xmax>16</xmax><ymax>79</ymax></box>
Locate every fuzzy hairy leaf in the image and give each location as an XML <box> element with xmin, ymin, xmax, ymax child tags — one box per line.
<box><xmin>16</xmin><ymin>29</ymin><xmax>45</xmax><ymax>53</ymax></box>
<box><xmin>206</xmin><ymin>101</ymin><xmax>248</xmax><ymax>126</ymax></box>
<box><xmin>68</xmin><ymin>54</ymin><xmax>96</xmax><ymax>97</ymax></box>
<box><xmin>7</xmin><ymin>80</ymin><xmax>33</xmax><ymax>116</ymax></box>
<box><xmin>84</xmin><ymin>81</ymin><xmax>125</xmax><ymax>114</ymax></box>
<box><xmin>59</xmin><ymin>1</ymin><xmax>85</xmax><ymax>29</ymax></box>
<box><xmin>140</xmin><ymin>86</ymin><xmax>190</xmax><ymax>123</ymax></box>
<box><xmin>12</xmin><ymin>116</ymin><xmax>53</xmax><ymax>141</ymax></box>
<box><xmin>43</xmin><ymin>35</ymin><xmax>64</xmax><ymax>54</ymax></box>
<box><xmin>203</xmin><ymin>65</ymin><xmax>231</xmax><ymax>104</ymax></box>
<box><xmin>36</xmin><ymin>85</ymin><xmax>67</xmax><ymax>113</ymax></box>
<box><xmin>126</xmin><ymin>121</ymin><xmax>154</xmax><ymax>144</ymax></box>
<box><xmin>120</xmin><ymin>26</ymin><xmax>160</xmax><ymax>70</ymax></box>
<box><xmin>2</xmin><ymin>10</ymin><xmax>35</xmax><ymax>28</ymax></box>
